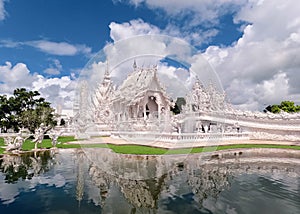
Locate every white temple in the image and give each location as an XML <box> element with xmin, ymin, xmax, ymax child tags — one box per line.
<box><xmin>74</xmin><ymin>61</ymin><xmax>300</xmax><ymax>141</ymax></box>
<box><xmin>91</xmin><ymin>61</ymin><xmax>174</xmax><ymax>134</ymax></box>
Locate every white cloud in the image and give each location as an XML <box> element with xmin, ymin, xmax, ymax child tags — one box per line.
<box><xmin>110</xmin><ymin>0</ymin><xmax>300</xmax><ymax>110</ymax></box>
<box><xmin>0</xmin><ymin>61</ymin><xmax>75</xmax><ymax>110</ymax></box>
<box><xmin>109</xmin><ymin>19</ymin><xmax>160</xmax><ymax>42</ymax></box>
<box><xmin>110</xmin><ymin>1</ymin><xmax>300</xmax><ymax>111</ymax></box>
<box><xmin>44</xmin><ymin>59</ymin><xmax>63</xmax><ymax>75</ymax></box>
<box><xmin>255</xmin><ymin>72</ymin><xmax>289</xmax><ymax>105</ymax></box>
<box><xmin>0</xmin><ymin>171</ymin><xmax>66</xmax><ymax>205</ymax></box>
<box><xmin>27</xmin><ymin>40</ymin><xmax>92</xmax><ymax>56</ymax></box>
<box><xmin>0</xmin><ymin>39</ymin><xmax>21</xmax><ymax>48</ymax></box>
<box><xmin>0</xmin><ymin>0</ymin><xmax>7</xmax><ymax>21</ymax></box>
<box><xmin>0</xmin><ymin>62</ymin><xmax>35</xmax><ymax>93</ymax></box>
<box><xmin>77</xmin><ymin>19</ymin><xmax>223</xmax><ymax>109</ymax></box>
<box><xmin>108</xmin><ymin>19</ymin><xmax>216</xmax><ymax>60</ymax></box>
<box><xmin>203</xmin><ymin>0</ymin><xmax>300</xmax><ymax>110</ymax></box>
<box><xmin>32</xmin><ymin>75</ymin><xmax>75</xmax><ymax>109</ymax></box>
<box><xmin>0</xmin><ymin>39</ymin><xmax>92</xmax><ymax>57</ymax></box>
<box><xmin>109</xmin><ymin>18</ymin><xmax>218</xmax><ymax>47</ymax></box>
<box><xmin>157</xmin><ymin>63</ymin><xmax>190</xmax><ymax>98</ymax></box>
<box><xmin>44</xmin><ymin>68</ymin><xmax>60</xmax><ymax>75</ymax></box>
<box><xmin>117</xmin><ymin>0</ymin><xmax>247</xmax><ymax>26</ymax></box>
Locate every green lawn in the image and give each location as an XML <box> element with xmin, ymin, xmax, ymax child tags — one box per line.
<box><xmin>22</xmin><ymin>136</ymin><xmax>79</xmax><ymax>151</ymax></box>
<box><xmin>107</xmin><ymin>144</ymin><xmax>167</xmax><ymax>155</ymax></box>
<box><xmin>0</xmin><ymin>136</ymin><xmax>79</xmax><ymax>153</ymax></box>
<box><xmin>0</xmin><ymin>138</ymin><xmax>4</xmax><ymax>146</ymax></box>
<box><xmin>0</xmin><ymin>138</ymin><xmax>4</xmax><ymax>154</ymax></box>
<box><xmin>105</xmin><ymin>143</ymin><xmax>300</xmax><ymax>155</ymax></box>
<box><xmin>1</xmin><ymin>136</ymin><xmax>300</xmax><ymax>155</ymax></box>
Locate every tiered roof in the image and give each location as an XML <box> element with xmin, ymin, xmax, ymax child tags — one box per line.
<box><xmin>113</xmin><ymin>63</ymin><xmax>172</xmax><ymax>106</ymax></box>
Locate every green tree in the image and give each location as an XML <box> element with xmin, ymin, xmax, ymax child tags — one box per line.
<box><xmin>0</xmin><ymin>95</ymin><xmax>17</xmax><ymax>132</ymax></box>
<box><xmin>280</xmin><ymin>101</ymin><xmax>298</xmax><ymax>113</ymax></box>
<box><xmin>264</xmin><ymin>101</ymin><xmax>300</xmax><ymax>113</ymax></box>
<box><xmin>0</xmin><ymin>88</ymin><xmax>57</xmax><ymax>133</ymax></box>
<box><xmin>171</xmin><ymin>97</ymin><xmax>186</xmax><ymax>115</ymax></box>
<box><xmin>60</xmin><ymin>118</ymin><xmax>66</xmax><ymax>126</ymax></box>
<box><xmin>271</xmin><ymin>105</ymin><xmax>281</xmax><ymax>113</ymax></box>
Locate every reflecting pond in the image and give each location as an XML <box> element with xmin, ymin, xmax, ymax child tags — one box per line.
<box><xmin>0</xmin><ymin>148</ymin><xmax>300</xmax><ymax>214</ymax></box>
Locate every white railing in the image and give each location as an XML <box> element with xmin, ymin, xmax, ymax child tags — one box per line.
<box><xmin>185</xmin><ymin>111</ymin><xmax>300</xmax><ymax>125</ymax></box>
<box><xmin>0</xmin><ymin>133</ymin><xmax>33</xmax><ymax>138</ymax></box>
<box><xmin>183</xmin><ymin>112</ymin><xmax>300</xmax><ymax>131</ymax></box>
<box><xmin>111</xmin><ymin>131</ymin><xmax>250</xmax><ymax>143</ymax></box>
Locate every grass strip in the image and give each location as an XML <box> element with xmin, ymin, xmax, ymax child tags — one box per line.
<box><xmin>0</xmin><ymin>136</ymin><xmax>78</xmax><ymax>153</ymax></box>
<box><xmin>1</xmin><ymin>136</ymin><xmax>300</xmax><ymax>155</ymax></box>
<box><xmin>106</xmin><ymin>143</ymin><xmax>300</xmax><ymax>155</ymax></box>
<box><xmin>22</xmin><ymin>136</ymin><xmax>78</xmax><ymax>151</ymax></box>
<box><xmin>107</xmin><ymin>144</ymin><xmax>167</xmax><ymax>155</ymax></box>
<box><xmin>0</xmin><ymin>138</ymin><xmax>5</xmax><ymax>154</ymax></box>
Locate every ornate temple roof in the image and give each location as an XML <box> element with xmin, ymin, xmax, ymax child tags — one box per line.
<box><xmin>113</xmin><ymin>63</ymin><xmax>172</xmax><ymax>105</ymax></box>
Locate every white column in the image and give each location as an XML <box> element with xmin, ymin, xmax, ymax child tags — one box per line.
<box><xmin>158</xmin><ymin>104</ymin><xmax>161</xmax><ymax>122</ymax></box>
<box><xmin>143</xmin><ymin>105</ymin><xmax>147</xmax><ymax>120</ymax></box>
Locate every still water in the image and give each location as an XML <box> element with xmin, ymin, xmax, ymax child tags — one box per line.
<box><xmin>0</xmin><ymin>148</ymin><xmax>299</xmax><ymax>214</ymax></box>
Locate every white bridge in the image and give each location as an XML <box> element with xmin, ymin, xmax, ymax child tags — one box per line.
<box><xmin>181</xmin><ymin>111</ymin><xmax>300</xmax><ymax>132</ymax></box>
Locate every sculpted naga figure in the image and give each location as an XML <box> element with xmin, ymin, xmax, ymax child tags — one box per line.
<box><xmin>49</xmin><ymin>129</ymin><xmax>62</xmax><ymax>147</ymax></box>
<box><xmin>32</xmin><ymin>123</ymin><xmax>51</xmax><ymax>150</ymax></box>
<box><xmin>6</xmin><ymin>132</ymin><xmax>30</xmax><ymax>152</ymax></box>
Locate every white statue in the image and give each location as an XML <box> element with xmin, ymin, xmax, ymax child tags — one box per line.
<box><xmin>49</xmin><ymin>129</ymin><xmax>61</xmax><ymax>147</ymax></box>
<box><xmin>32</xmin><ymin>123</ymin><xmax>50</xmax><ymax>150</ymax></box>
<box><xmin>4</xmin><ymin>136</ymin><xmax>14</xmax><ymax>145</ymax></box>
<box><xmin>6</xmin><ymin>133</ymin><xmax>27</xmax><ymax>151</ymax></box>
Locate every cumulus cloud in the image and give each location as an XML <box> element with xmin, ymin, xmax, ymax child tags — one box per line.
<box><xmin>203</xmin><ymin>0</ymin><xmax>300</xmax><ymax>110</ymax></box>
<box><xmin>110</xmin><ymin>0</ymin><xmax>300</xmax><ymax>111</ymax></box>
<box><xmin>109</xmin><ymin>19</ymin><xmax>161</xmax><ymax>42</ymax></box>
<box><xmin>115</xmin><ymin>0</ymin><xmax>246</xmax><ymax>46</ymax></box>
<box><xmin>32</xmin><ymin>75</ymin><xmax>76</xmax><ymax>109</ymax></box>
<box><xmin>0</xmin><ymin>62</ymin><xmax>35</xmax><ymax>93</ymax></box>
<box><xmin>0</xmin><ymin>61</ymin><xmax>75</xmax><ymax>109</ymax></box>
<box><xmin>116</xmin><ymin>0</ymin><xmax>247</xmax><ymax>25</ymax></box>
<box><xmin>109</xmin><ymin>18</ymin><xmax>219</xmax><ymax>47</ymax></box>
<box><xmin>106</xmin><ymin>20</ymin><xmax>222</xmax><ymax>88</ymax></box>
<box><xmin>3</xmin><ymin>0</ymin><xmax>298</xmax><ymax>112</ymax></box>
<box><xmin>108</xmin><ymin>20</ymin><xmax>205</xmax><ymax>62</ymax></box>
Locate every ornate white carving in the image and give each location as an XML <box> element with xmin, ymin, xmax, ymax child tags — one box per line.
<box><xmin>74</xmin><ymin>60</ymin><xmax>300</xmax><ymax>141</ymax></box>
<box><xmin>184</xmin><ymin>78</ymin><xmax>229</xmax><ymax>113</ymax></box>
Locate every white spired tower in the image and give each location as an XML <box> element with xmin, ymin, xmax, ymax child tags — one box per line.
<box><xmin>92</xmin><ymin>61</ymin><xmax>115</xmax><ymax>130</ymax></box>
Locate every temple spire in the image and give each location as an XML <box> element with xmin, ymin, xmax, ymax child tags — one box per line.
<box><xmin>105</xmin><ymin>60</ymin><xmax>110</xmax><ymax>77</ymax></box>
<box><xmin>133</xmin><ymin>59</ymin><xmax>137</xmax><ymax>71</ymax></box>
<box><xmin>153</xmin><ymin>64</ymin><xmax>158</xmax><ymax>78</ymax></box>
<box><xmin>102</xmin><ymin>60</ymin><xmax>111</xmax><ymax>86</ymax></box>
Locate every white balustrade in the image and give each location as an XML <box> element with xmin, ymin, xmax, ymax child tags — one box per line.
<box><xmin>111</xmin><ymin>131</ymin><xmax>250</xmax><ymax>143</ymax></box>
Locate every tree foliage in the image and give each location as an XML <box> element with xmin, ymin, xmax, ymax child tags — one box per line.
<box><xmin>0</xmin><ymin>88</ymin><xmax>57</xmax><ymax>133</ymax></box>
<box><xmin>264</xmin><ymin>101</ymin><xmax>300</xmax><ymax>113</ymax></box>
<box><xmin>171</xmin><ymin>97</ymin><xmax>186</xmax><ymax>115</ymax></box>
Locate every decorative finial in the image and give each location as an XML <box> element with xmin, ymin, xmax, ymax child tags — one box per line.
<box><xmin>105</xmin><ymin>60</ymin><xmax>109</xmax><ymax>76</ymax></box>
<box><xmin>153</xmin><ymin>64</ymin><xmax>158</xmax><ymax>77</ymax></box>
<box><xmin>133</xmin><ymin>60</ymin><xmax>137</xmax><ymax>70</ymax></box>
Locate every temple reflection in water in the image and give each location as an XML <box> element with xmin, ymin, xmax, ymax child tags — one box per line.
<box><xmin>1</xmin><ymin>149</ymin><xmax>300</xmax><ymax>213</ymax></box>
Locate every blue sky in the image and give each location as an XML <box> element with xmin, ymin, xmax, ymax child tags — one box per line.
<box><xmin>0</xmin><ymin>0</ymin><xmax>243</xmax><ymax>75</ymax></box>
<box><xmin>1</xmin><ymin>0</ymin><xmax>300</xmax><ymax>110</ymax></box>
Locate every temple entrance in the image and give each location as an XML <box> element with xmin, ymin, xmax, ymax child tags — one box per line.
<box><xmin>146</xmin><ymin>96</ymin><xmax>158</xmax><ymax>119</ymax></box>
